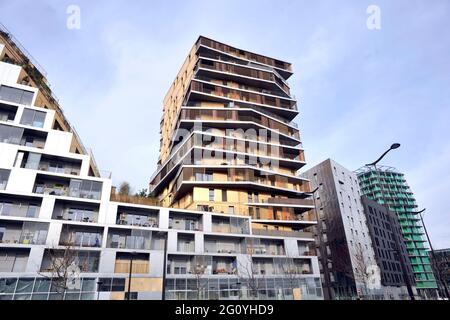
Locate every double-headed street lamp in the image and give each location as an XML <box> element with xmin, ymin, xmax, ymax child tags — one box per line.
<box><xmin>365</xmin><ymin>143</ymin><xmax>416</xmax><ymax>300</ymax></box>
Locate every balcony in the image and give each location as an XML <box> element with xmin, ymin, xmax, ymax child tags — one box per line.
<box><xmin>52</xmin><ymin>199</ymin><xmax>99</xmax><ymax>223</ymax></box>
<box><xmin>176</xmin><ymin>167</ymin><xmax>308</xmax><ymax>195</ymax></box>
<box><xmin>0</xmin><ymin>194</ymin><xmax>41</xmax><ymax>218</ymax></box>
<box><xmin>197</xmin><ymin>37</ymin><xmax>293</xmax><ymax>75</ymax></box>
<box><xmin>246</xmin><ymin>238</ymin><xmax>285</xmax><ymax>256</ymax></box>
<box><xmin>40</xmin><ymin>249</ymin><xmax>100</xmax><ymax>273</ymax></box>
<box><xmin>177</xmin><ymin>234</ymin><xmax>195</xmax><ymax>252</ymax></box>
<box><xmin>33</xmin><ymin>174</ymin><xmax>102</xmax><ymax>200</ymax></box>
<box><xmin>0</xmin><ymin>124</ymin><xmax>47</xmax><ymax>149</ymax></box>
<box><xmin>116</xmin><ymin>206</ymin><xmax>159</xmax><ymax>228</ymax></box>
<box><xmin>252</xmin><ymin>257</ymin><xmax>313</xmax><ymax>275</ymax></box>
<box><xmin>196</xmin><ymin>58</ymin><xmax>290</xmax><ymax>95</ymax></box>
<box><xmin>150</xmin><ymin>131</ymin><xmax>304</xmax><ymax>194</ymax></box>
<box><xmin>169</xmin><ymin>211</ymin><xmax>202</xmax><ymax>231</ymax></box>
<box><xmin>189</xmin><ymin>81</ymin><xmax>297</xmax><ymax>112</ymax></box>
<box><xmin>167</xmin><ymin>254</ymin><xmax>237</xmax><ymax>275</ymax></box>
<box><xmin>107</xmin><ymin>228</ymin><xmax>159</xmax><ymax>250</ymax></box>
<box><xmin>59</xmin><ymin>225</ymin><xmax>103</xmax><ymax>248</ymax></box>
<box><xmin>211</xmin><ymin>216</ymin><xmax>249</xmax><ymax>234</ymax></box>
<box><xmin>249</xmin><ymin>206</ymin><xmax>315</xmax><ymax>223</ymax></box>
<box><xmin>0</xmin><ymin>220</ymin><xmax>48</xmax><ymax>245</ymax></box>
<box><xmin>16</xmin><ymin>151</ymin><xmax>82</xmax><ymax>176</ymax></box>
<box><xmin>204</xmin><ymin>235</ymin><xmax>245</xmax><ymax>254</ymax></box>
<box><xmin>180</xmin><ymin>108</ymin><xmax>300</xmax><ymax>140</ymax></box>
<box><xmin>0</xmin><ymin>248</ymin><xmax>29</xmax><ymax>272</ymax></box>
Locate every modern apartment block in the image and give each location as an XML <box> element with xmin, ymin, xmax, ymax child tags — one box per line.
<box><xmin>360</xmin><ymin>196</ymin><xmax>415</xmax><ymax>299</ymax></box>
<box><xmin>302</xmin><ymin>159</ymin><xmax>380</xmax><ymax>300</ymax></box>
<box><xmin>356</xmin><ymin>166</ymin><xmax>438</xmax><ymax>297</ymax></box>
<box><xmin>149</xmin><ymin>37</ymin><xmax>314</xmax><ymax>225</ymax></box>
<box><xmin>0</xmin><ymin>27</ymin><xmax>323</xmax><ymax>300</ymax></box>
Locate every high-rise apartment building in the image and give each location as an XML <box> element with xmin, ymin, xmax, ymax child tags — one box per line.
<box><xmin>149</xmin><ymin>37</ymin><xmax>316</xmax><ymax>230</ymax></box>
<box><xmin>361</xmin><ymin>196</ymin><xmax>415</xmax><ymax>299</ymax></box>
<box><xmin>302</xmin><ymin>159</ymin><xmax>380</xmax><ymax>300</ymax></box>
<box><xmin>0</xmin><ymin>27</ymin><xmax>323</xmax><ymax>300</ymax></box>
<box><xmin>356</xmin><ymin>166</ymin><xmax>438</xmax><ymax>297</ymax></box>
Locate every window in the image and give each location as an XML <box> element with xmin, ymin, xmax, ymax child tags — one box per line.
<box><xmin>209</xmin><ymin>189</ymin><xmax>214</xmax><ymax>201</ymax></box>
<box><xmin>0</xmin><ymin>169</ymin><xmax>11</xmax><ymax>190</ymax></box>
<box><xmin>0</xmin><ymin>123</ymin><xmax>24</xmax><ymax>145</ymax></box>
<box><xmin>221</xmin><ymin>190</ymin><xmax>227</xmax><ymax>202</ymax></box>
<box><xmin>0</xmin><ymin>85</ymin><xmax>34</xmax><ymax>105</ymax></box>
<box><xmin>20</xmin><ymin>109</ymin><xmax>46</xmax><ymax>128</ymax></box>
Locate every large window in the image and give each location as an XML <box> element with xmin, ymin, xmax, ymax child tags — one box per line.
<box><xmin>0</xmin><ymin>169</ymin><xmax>11</xmax><ymax>190</ymax></box>
<box><xmin>0</xmin><ymin>124</ymin><xmax>23</xmax><ymax>145</ymax></box>
<box><xmin>20</xmin><ymin>109</ymin><xmax>45</xmax><ymax>128</ymax></box>
<box><xmin>69</xmin><ymin>180</ymin><xmax>102</xmax><ymax>200</ymax></box>
<box><xmin>0</xmin><ymin>249</ymin><xmax>29</xmax><ymax>272</ymax></box>
<box><xmin>0</xmin><ymin>85</ymin><xmax>34</xmax><ymax>105</ymax></box>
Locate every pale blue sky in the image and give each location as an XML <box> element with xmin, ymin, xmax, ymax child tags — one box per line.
<box><xmin>1</xmin><ymin>0</ymin><xmax>449</xmax><ymax>248</ymax></box>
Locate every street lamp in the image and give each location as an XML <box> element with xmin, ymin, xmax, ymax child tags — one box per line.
<box><xmin>365</xmin><ymin>143</ymin><xmax>416</xmax><ymax>300</ymax></box>
<box><xmin>127</xmin><ymin>251</ymin><xmax>137</xmax><ymax>300</ymax></box>
<box><xmin>96</xmin><ymin>280</ymin><xmax>103</xmax><ymax>300</ymax></box>
<box><xmin>365</xmin><ymin>143</ymin><xmax>401</xmax><ymax>167</ymax></box>
<box><xmin>416</xmin><ymin>209</ymin><xmax>450</xmax><ymax>299</ymax></box>
<box><xmin>158</xmin><ymin>231</ymin><xmax>168</xmax><ymax>301</ymax></box>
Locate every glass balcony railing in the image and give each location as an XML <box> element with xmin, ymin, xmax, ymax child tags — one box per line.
<box><xmin>0</xmin><ymin>201</ymin><xmax>40</xmax><ymax>218</ymax></box>
<box><xmin>34</xmin><ymin>176</ymin><xmax>102</xmax><ymax>200</ymax></box>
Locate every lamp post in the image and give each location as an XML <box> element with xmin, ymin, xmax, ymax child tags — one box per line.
<box><xmin>365</xmin><ymin>143</ymin><xmax>415</xmax><ymax>300</ymax></box>
<box><xmin>96</xmin><ymin>280</ymin><xmax>103</xmax><ymax>300</ymax></box>
<box><xmin>159</xmin><ymin>231</ymin><xmax>168</xmax><ymax>301</ymax></box>
<box><xmin>416</xmin><ymin>209</ymin><xmax>450</xmax><ymax>299</ymax></box>
<box><xmin>127</xmin><ymin>251</ymin><xmax>137</xmax><ymax>300</ymax></box>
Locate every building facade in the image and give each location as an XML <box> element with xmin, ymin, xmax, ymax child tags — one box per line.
<box><xmin>356</xmin><ymin>166</ymin><xmax>438</xmax><ymax>297</ymax></box>
<box><xmin>0</xmin><ymin>27</ymin><xmax>323</xmax><ymax>300</ymax></box>
<box><xmin>302</xmin><ymin>159</ymin><xmax>380</xmax><ymax>299</ymax></box>
<box><xmin>361</xmin><ymin>196</ymin><xmax>415</xmax><ymax>299</ymax></box>
<box><xmin>149</xmin><ymin>36</ymin><xmax>316</xmax><ymax>233</ymax></box>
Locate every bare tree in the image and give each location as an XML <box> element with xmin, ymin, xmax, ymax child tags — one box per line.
<box><xmin>135</xmin><ymin>188</ymin><xmax>148</xmax><ymax>198</ymax></box>
<box><xmin>118</xmin><ymin>181</ymin><xmax>132</xmax><ymax>196</ymax></box>
<box><xmin>38</xmin><ymin>242</ymin><xmax>81</xmax><ymax>297</ymax></box>
<box><xmin>189</xmin><ymin>260</ymin><xmax>208</xmax><ymax>300</ymax></box>
<box><xmin>351</xmin><ymin>244</ymin><xmax>376</xmax><ymax>299</ymax></box>
<box><xmin>279</xmin><ymin>248</ymin><xmax>304</xmax><ymax>298</ymax></box>
<box><xmin>237</xmin><ymin>240</ymin><xmax>264</xmax><ymax>299</ymax></box>
<box><xmin>432</xmin><ymin>255</ymin><xmax>450</xmax><ymax>299</ymax></box>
